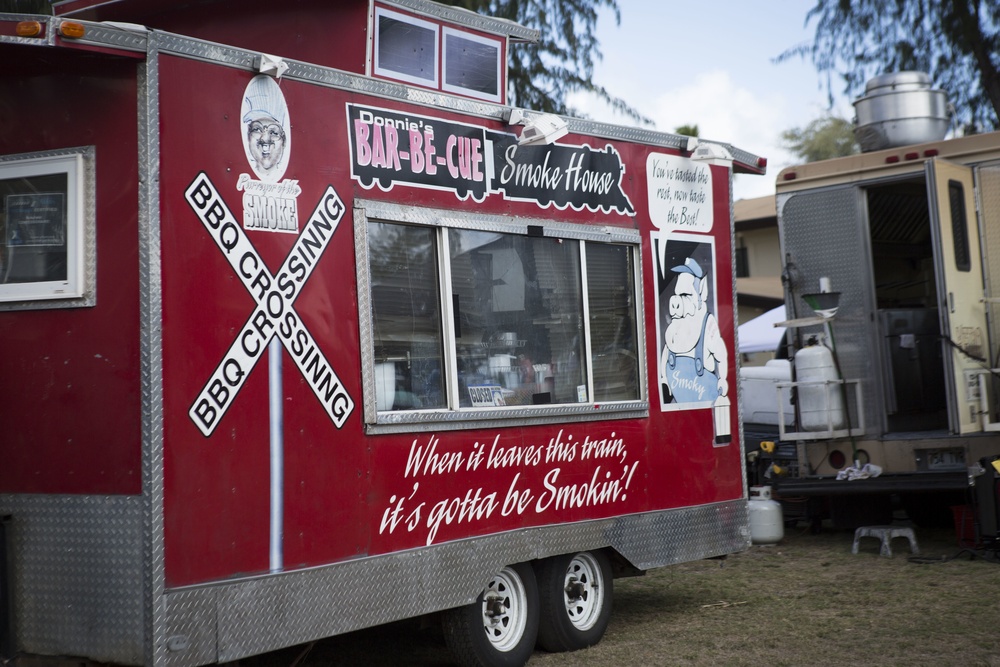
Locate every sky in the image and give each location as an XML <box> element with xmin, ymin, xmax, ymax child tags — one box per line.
<box><xmin>567</xmin><ymin>0</ymin><xmax>856</xmax><ymax>201</ymax></box>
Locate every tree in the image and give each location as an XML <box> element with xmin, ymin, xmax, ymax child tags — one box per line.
<box><xmin>779</xmin><ymin>0</ymin><xmax>1000</xmax><ymax>134</ymax></box>
<box><xmin>0</xmin><ymin>0</ymin><xmax>51</xmax><ymax>11</ymax></box>
<box><xmin>444</xmin><ymin>0</ymin><xmax>650</xmax><ymax>124</ymax></box>
<box><xmin>674</xmin><ymin>124</ymin><xmax>699</xmax><ymax>137</ymax></box>
<box><xmin>781</xmin><ymin>115</ymin><xmax>857</xmax><ymax>162</ymax></box>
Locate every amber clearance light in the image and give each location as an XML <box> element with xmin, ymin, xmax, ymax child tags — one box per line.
<box><xmin>15</xmin><ymin>21</ymin><xmax>43</xmax><ymax>37</ymax></box>
<box><xmin>58</xmin><ymin>21</ymin><xmax>86</xmax><ymax>39</ymax></box>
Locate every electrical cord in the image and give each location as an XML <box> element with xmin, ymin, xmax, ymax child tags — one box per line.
<box><xmin>940</xmin><ymin>334</ymin><xmax>992</xmax><ymax>368</ymax></box>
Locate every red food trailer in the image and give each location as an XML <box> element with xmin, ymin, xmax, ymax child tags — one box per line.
<box><xmin>0</xmin><ymin>1</ymin><xmax>765</xmax><ymax>665</ymax></box>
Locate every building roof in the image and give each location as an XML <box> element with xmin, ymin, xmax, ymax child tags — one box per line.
<box><xmin>733</xmin><ymin>195</ymin><xmax>778</xmax><ymax>226</ymax></box>
<box><xmin>736</xmin><ymin>276</ymin><xmax>784</xmax><ymax>310</ymax></box>
<box><xmin>734</xmin><ymin>194</ymin><xmax>776</xmax><ymax>231</ymax></box>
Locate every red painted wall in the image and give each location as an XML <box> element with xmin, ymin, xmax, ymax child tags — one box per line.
<box><xmin>0</xmin><ymin>49</ymin><xmax>142</xmax><ymax>495</ymax></box>
<box><xmin>157</xmin><ymin>55</ymin><xmax>742</xmax><ymax>587</ymax></box>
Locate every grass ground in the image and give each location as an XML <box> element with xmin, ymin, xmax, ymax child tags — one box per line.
<box><xmin>245</xmin><ymin>522</ymin><xmax>1000</xmax><ymax>667</ymax></box>
<box><xmin>529</xmin><ymin>524</ymin><xmax>1000</xmax><ymax>667</ymax></box>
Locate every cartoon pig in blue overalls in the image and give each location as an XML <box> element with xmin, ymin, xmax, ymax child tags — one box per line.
<box><xmin>661</xmin><ymin>258</ymin><xmax>729</xmax><ymax>404</ymax></box>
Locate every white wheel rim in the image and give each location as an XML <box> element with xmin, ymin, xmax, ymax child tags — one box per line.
<box><xmin>563</xmin><ymin>553</ymin><xmax>605</xmax><ymax>631</ymax></box>
<box><xmin>480</xmin><ymin>566</ymin><xmax>529</xmax><ymax>652</ymax></box>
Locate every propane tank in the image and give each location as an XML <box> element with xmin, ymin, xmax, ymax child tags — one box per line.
<box><xmin>748</xmin><ymin>485</ymin><xmax>784</xmax><ymax>545</ymax></box>
<box><xmin>795</xmin><ymin>336</ymin><xmax>845</xmax><ymax>431</ymax></box>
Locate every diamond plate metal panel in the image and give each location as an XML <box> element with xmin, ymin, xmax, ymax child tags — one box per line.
<box><xmin>389</xmin><ymin>0</ymin><xmax>540</xmax><ymax>42</ymax></box>
<box><xmin>61</xmin><ymin>19</ymin><xmax>148</xmax><ymax>52</ymax></box>
<box><xmin>160</xmin><ymin>500</ymin><xmax>748</xmax><ymax>666</ymax></box>
<box><xmin>161</xmin><ymin>589</ymin><xmax>218</xmax><ymax>667</ymax></box>
<box><xmin>0</xmin><ymin>494</ymin><xmax>144</xmax><ymax>664</ymax></box>
<box><xmin>136</xmin><ymin>37</ymin><xmax>167</xmax><ymax>667</ymax></box>
<box><xmin>0</xmin><ymin>14</ymin><xmax>59</xmax><ymax>47</ymax></box>
<box><xmin>778</xmin><ymin>188</ymin><xmax>881</xmax><ymax>433</ymax></box>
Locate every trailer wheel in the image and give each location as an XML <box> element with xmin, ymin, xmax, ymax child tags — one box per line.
<box><xmin>535</xmin><ymin>550</ymin><xmax>613</xmax><ymax>652</ymax></box>
<box><xmin>442</xmin><ymin>563</ymin><xmax>539</xmax><ymax>667</ymax></box>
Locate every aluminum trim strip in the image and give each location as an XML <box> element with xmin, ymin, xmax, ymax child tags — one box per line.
<box><xmin>54</xmin><ymin>17</ymin><xmax>148</xmax><ymax>52</ymax></box>
<box><xmin>354</xmin><ymin>203</ymin><xmax>379</xmax><ymax>425</ymax></box>
<box><xmin>384</xmin><ymin>0</ymin><xmax>540</xmax><ymax>42</ymax></box>
<box><xmin>726</xmin><ymin>165</ymin><xmax>749</xmax><ymax>494</ymax></box>
<box><xmin>357</xmin><ymin>198</ymin><xmax>641</xmax><ymax>244</ymax></box>
<box><xmin>24</xmin><ymin>22</ymin><xmax>762</xmax><ymax>168</ymax></box>
<box><xmin>0</xmin><ymin>14</ymin><xmax>57</xmax><ymax>46</ymax></box>
<box><xmin>137</xmin><ymin>36</ymin><xmax>167</xmax><ymax>667</ymax></box>
<box><xmin>0</xmin><ymin>15</ymin><xmax>763</xmax><ymax>170</ymax></box>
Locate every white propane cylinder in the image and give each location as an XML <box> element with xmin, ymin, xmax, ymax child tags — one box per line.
<box><xmin>748</xmin><ymin>486</ymin><xmax>784</xmax><ymax>545</ymax></box>
<box><xmin>795</xmin><ymin>340</ymin><xmax>845</xmax><ymax>431</ymax></box>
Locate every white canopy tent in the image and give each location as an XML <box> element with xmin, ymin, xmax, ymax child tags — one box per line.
<box><xmin>738</xmin><ymin>305</ymin><xmax>787</xmax><ymax>354</ymax></box>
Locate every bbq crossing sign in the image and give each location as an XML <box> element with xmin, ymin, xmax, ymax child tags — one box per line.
<box><xmin>185</xmin><ymin>173</ymin><xmax>354</xmax><ymax>436</ymax></box>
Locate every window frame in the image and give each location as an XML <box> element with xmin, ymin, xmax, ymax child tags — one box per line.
<box><xmin>370</xmin><ymin>4</ymin><xmax>508</xmax><ymax>105</ymax></box>
<box><xmin>373</xmin><ymin>6</ymin><xmax>441</xmax><ymax>89</ymax></box>
<box><xmin>0</xmin><ymin>147</ymin><xmax>95</xmax><ymax>310</ymax></box>
<box><xmin>355</xmin><ymin>199</ymin><xmax>647</xmax><ymax>432</ymax></box>
<box><xmin>441</xmin><ymin>26</ymin><xmax>503</xmax><ymax>103</ymax></box>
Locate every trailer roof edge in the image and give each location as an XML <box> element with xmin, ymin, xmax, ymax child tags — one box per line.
<box><xmin>52</xmin><ymin>0</ymin><xmax>540</xmax><ymax>43</ymax></box>
<box><xmin>382</xmin><ymin>0</ymin><xmax>540</xmax><ymax>43</ymax></box>
<box><xmin>9</xmin><ymin>14</ymin><xmax>763</xmax><ymax>171</ymax></box>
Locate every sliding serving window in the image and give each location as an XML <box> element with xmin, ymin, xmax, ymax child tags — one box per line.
<box><xmin>368</xmin><ymin>221</ymin><xmax>447</xmax><ymax>411</ymax></box>
<box><xmin>587</xmin><ymin>243</ymin><xmax>640</xmax><ymax>402</ymax></box>
<box><xmin>448</xmin><ymin>228</ymin><xmax>586</xmax><ymax>407</ymax></box>
<box><xmin>359</xmin><ymin>202</ymin><xmax>645</xmax><ymax>428</ymax></box>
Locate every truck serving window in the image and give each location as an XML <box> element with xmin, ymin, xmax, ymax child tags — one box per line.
<box><xmin>0</xmin><ymin>148</ymin><xmax>93</xmax><ymax>308</ymax></box>
<box><xmin>358</xmin><ymin>202</ymin><xmax>644</xmax><ymax>427</ymax></box>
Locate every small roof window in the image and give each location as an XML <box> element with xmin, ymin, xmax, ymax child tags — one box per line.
<box><xmin>374</xmin><ymin>7</ymin><xmax>440</xmax><ymax>88</ymax></box>
<box><xmin>442</xmin><ymin>27</ymin><xmax>501</xmax><ymax>103</ymax></box>
<box><xmin>371</xmin><ymin>1</ymin><xmax>537</xmax><ymax>104</ymax></box>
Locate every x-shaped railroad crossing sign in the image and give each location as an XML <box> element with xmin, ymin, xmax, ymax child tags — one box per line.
<box><xmin>185</xmin><ymin>173</ymin><xmax>354</xmax><ymax>436</ymax></box>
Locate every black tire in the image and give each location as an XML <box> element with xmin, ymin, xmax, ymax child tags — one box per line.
<box><xmin>535</xmin><ymin>550</ymin><xmax>613</xmax><ymax>653</ymax></box>
<box><xmin>442</xmin><ymin>563</ymin><xmax>540</xmax><ymax>667</ymax></box>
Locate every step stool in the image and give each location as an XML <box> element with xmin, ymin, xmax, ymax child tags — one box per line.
<box><xmin>851</xmin><ymin>525</ymin><xmax>919</xmax><ymax>557</ymax></box>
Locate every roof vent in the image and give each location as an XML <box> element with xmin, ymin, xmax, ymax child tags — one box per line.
<box><xmin>853</xmin><ymin>72</ymin><xmax>951</xmax><ymax>152</ymax></box>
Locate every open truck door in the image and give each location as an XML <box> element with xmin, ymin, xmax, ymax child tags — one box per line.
<box><xmin>927</xmin><ymin>158</ymin><xmax>990</xmax><ymax>434</ymax></box>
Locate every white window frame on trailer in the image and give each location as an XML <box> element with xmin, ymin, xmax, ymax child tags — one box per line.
<box><xmin>0</xmin><ymin>148</ymin><xmax>93</xmax><ymax>307</ymax></box>
<box><xmin>373</xmin><ymin>6</ymin><xmax>441</xmax><ymax>88</ymax></box>
<box><xmin>441</xmin><ymin>26</ymin><xmax>502</xmax><ymax>103</ymax></box>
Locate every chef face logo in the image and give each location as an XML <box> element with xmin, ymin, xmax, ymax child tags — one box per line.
<box><xmin>241</xmin><ymin>75</ymin><xmax>291</xmax><ymax>183</ymax></box>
